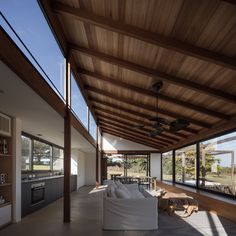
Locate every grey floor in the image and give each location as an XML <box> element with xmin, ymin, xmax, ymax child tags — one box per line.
<box><xmin>1</xmin><ymin>186</ymin><xmax>236</xmax><ymax>236</ymax></box>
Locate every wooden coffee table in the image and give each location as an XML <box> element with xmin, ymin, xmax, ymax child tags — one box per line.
<box><xmin>159</xmin><ymin>192</ymin><xmax>198</xmax><ymax>217</ymax></box>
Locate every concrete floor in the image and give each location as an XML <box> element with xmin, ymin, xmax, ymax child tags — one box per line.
<box><xmin>1</xmin><ymin>186</ymin><xmax>236</xmax><ymax>236</ymax></box>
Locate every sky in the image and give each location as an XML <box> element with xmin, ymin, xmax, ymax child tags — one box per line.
<box><xmin>0</xmin><ymin>0</ymin><xmax>64</xmax><ymax>97</ymax></box>
<box><xmin>0</xmin><ymin>0</ymin><xmax>97</xmax><ymax>140</ymax></box>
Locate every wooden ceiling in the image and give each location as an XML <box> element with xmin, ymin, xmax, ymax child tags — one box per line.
<box><xmin>40</xmin><ymin>0</ymin><xmax>236</xmax><ymax>151</ymax></box>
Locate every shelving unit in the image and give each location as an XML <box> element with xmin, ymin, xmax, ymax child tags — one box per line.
<box><xmin>0</xmin><ymin>113</ymin><xmax>12</xmax><ymax>226</ymax></box>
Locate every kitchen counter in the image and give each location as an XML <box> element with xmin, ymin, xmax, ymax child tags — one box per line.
<box><xmin>22</xmin><ymin>175</ymin><xmax>64</xmax><ymax>183</ymax></box>
<box><xmin>21</xmin><ymin>175</ymin><xmax>77</xmax><ymax>217</ymax></box>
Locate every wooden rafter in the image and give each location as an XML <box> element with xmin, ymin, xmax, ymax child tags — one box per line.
<box><xmin>97</xmin><ymin>111</ymin><xmax>180</xmax><ymax>141</ymax></box>
<box><xmin>52</xmin><ymin>1</ymin><xmax>236</xmax><ymax>71</ymax></box>
<box><xmin>95</xmin><ymin>108</ymin><xmax>182</xmax><ymax>141</ymax></box>
<box><xmin>99</xmin><ymin>122</ymin><xmax>170</xmax><ymax>147</ymax></box>
<box><xmin>91</xmin><ymin>97</ymin><xmax>198</xmax><ymax>135</ymax></box>
<box><xmin>98</xmin><ymin>117</ymin><xmax>175</xmax><ymax>145</ymax></box>
<box><xmin>85</xmin><ymin>85</ymin><xmax>211</xmax><ymax>128</ymax></box>
<box><xmin>70</xmin><ymin>44</ymin><xmax>236</xmax><ymax>104</ymax></box>
<box><xmin>79</xmin><ymin>69</ymin><xmax>230</xmax><ymax>120</ymax></box>
<box><xmin>102</xmin><ymin>129</ymin><xmax>161</xmax><ymax>150</ymax></box>
<box><xmin>101</xmin><ymin>126</ymin><xmax>163</xmax><ymax>149</ymax></box>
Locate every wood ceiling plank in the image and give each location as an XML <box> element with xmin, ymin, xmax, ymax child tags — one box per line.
<box><xmin>70</xmin><ymin>44</ymin><xmax>236</xmax><ymax>104</ymax></box>
<box><xmin>90</xmin><ymin>96</ymin><xmax>198</xmax><ymax>135</ymax></box>
<box><xmin>99</xmin><ymin>121</ymin><xmax>171</xmax><ymax>147</ymax></box>
<box><xmin>102</xmin><ymin>128</ymin><xmax>161</xmax><ymax>150</ymax></box>
<box><xmin>52</xmin><ymin>1</ymin><xmax>236</xmax><ymax>71</ymax></box>
<box><xmin>85</xmin><ymin>85</ymin><xmax>212</xmax><ymax>128</ymax></box>
<box><xmin>95</xmin><ymin>107</ymin><xmax>182</xmax><ymax>142</ymax></box>
<box><xmin>101</xmin><ymin>126</ymin><xmax>163</xmax><ymax>149</ymax></box>
<box><xmin>79</xmin><ymin>69</ymin><xmax>230</xmax><ymax>120</ymax></box>
<box><xmin>98</xmin><ymin>117</ymin><xmax>175</xmax><ymax>145</ymax></box>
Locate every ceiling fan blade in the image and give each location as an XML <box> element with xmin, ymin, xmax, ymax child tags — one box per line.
<box><xmin>169</xmin><ymin>118</ymin><xmax>190</xmax><ymax>132</ymax></box>
<box><xmin>148</xmin><ymin>127</ymin><xmax>164</xmax><ymax>137</ymax></box>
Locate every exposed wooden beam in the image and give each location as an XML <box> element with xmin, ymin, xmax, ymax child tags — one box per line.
<box><xmin>100</xmin><ymin>124</ymin><xmax>168</xmax><ymax>148</ymax></box>
<box><xmin>64</xmin><ymin>58</ymin><xmax>71</xmax><ymax>223</ymax></box>
<box><xmin>85</xmin><ymin>85</ymin><xmax>211</xmax><ymax>128</ymax></box>
<box><xmin>70</xmin><ymin>44</ymin><xmax>236</xmax><ymax>104</ymax></box>
<box><xmin>98</xmin><ymin>119</ymin><xmax>173</xmax><ymax>146</ymax></box>
<box><xmin>91</xmin><ymin>97</ymin><xmax>198</xmax><ymax>135</ymax></box>
<box><xmin>101</xmin><ymin>127</ymin><xmax>162</xmax><ymax>150</ymax></box>
<box><xmin>97</xmin><ymin>112</ymin><xmax>180</xmax><ymax>141</ymax></box>
<box><xmin>52</xmin><ymin>1</ymin><xmax>236</xmax><ymax>71</ymax></box>
<box><xmin>80</xmin><ymin>69</ymin><xmax>230</xmax><ymax>120</ymax></box>
<box><xmin>103</xmin><ymin>150</ymin><xmax>160</xmax><ymax>154</ymax></box>
<box><xmin>95</xmin><ymin>110</ymin><xmax>187</xmax><ymax>141</ymax></box>
<box><xmin>100</xmin><ymin>123</ymin><xmax>166</xmax><ymax>147</ymax></box>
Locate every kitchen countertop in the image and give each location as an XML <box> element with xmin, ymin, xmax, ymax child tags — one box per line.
<box><xmin>21</xmin><ymin>175</ymin><xmax>64</xmax><ymax>183</ymax></box>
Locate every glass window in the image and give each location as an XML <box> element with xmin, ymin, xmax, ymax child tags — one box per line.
<box><xmin>0</xmin><ymin>1</ymin><xmax>65</xmax><ymax>98</ymax></box>
<box><xmin>175</xmin><ymin>144</ymin><xmax>197</xmax><ymax>186</ymax></box>
<box><xmin>199</xmin><ymin>132</ymin><xmax>236</xmax><ymax>196</ymax></box>
<box><xmin>71</xmin><ymin>74</ymin><xmax>88</xmax><ymax>129</ymax></box>
<box><xmin>107</xmin><ymin>154</ymin><xmax>125</xmax><ymax>179</ymax></box>
<box><xmin>33</xmin><ymin>140</ymin><xmax>52</xmax><ymax>171</ymax></box>
<box><xmin>126</xmin><ymin>155</ymin><xmax>149</xmax><ymax>177</ymax></box>
<box><xmin>53</xmin><ymin>147</ymin><xmax>64</xmax><ymax>171</ymax></box>
<box><xmin>89</xmin><ymin>111</ymin><xmax>97</xmax><ymax>140</ymax></box>
<box><xmin>162</xmin><ymin>151</ymin><xmax>173</xmax><ymax>181</ymax></box>
<box><xmin>21</xmin><ymin>136</ymin><xmax>32</xmax><ymax>170</ymax></box>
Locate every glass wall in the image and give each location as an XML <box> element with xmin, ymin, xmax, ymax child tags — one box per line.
<box><xmin>71</xmin><ymin>74</ymin><xmax>88</xmax><ymax>129</ymax></box>
<box><xmin>126</xmin><ymin>155</ymin><xmax>149</xmax><ymax>177</ymax></box>
<box><xmin>33</xmin><ymin>140</ymin><xmax>52</xmax><ymax>171</ymax></box>
<box><xmin>53</xmin><ymin>147</ymin><xmax>64</xmax><ymax>171</ymax></box>
<box><xmin>21</xmin><ymin>136</ymin><xmax>32</xmax><ymax>171</ymax></box>
<box><xmin>107</xmin><ymin>154</ymin><xmax>125</xmax><ymax>179</ymax></box>
<box><xmin>175</xmin><ymin>144</ymin><xmax>197</xmax><ymax>186</ymax></box>
<box><xmin>199</xmin><ymin>132</ymin><xmax>236</xmax><ymax>196</ymax></box>
<box><xmin>0</xmin><ymin>1</ymin><xmax>65</xmax><ymax>98</ymax></box>
<box><xmin>162</xmin><ymin>151</ymin><xmax>173</xmax><ymax>181</ymax></box>
<box><xmin>21</xmin><ymin>134</ymin><xmax>63</xmax><ymax>172</ymax></box>
<box><xmin>89</xmin><ymin>111</ymin><xmax>97</xmax><ymax>141</ymax></box>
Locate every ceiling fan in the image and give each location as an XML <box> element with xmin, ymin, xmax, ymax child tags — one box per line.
<box><xmin>133</xmin><ymin>80</ymin><xmax>189</xmax><ymax>137</ymax></box>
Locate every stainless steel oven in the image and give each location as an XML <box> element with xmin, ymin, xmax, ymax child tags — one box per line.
<box><xmin>31</xmin><ymin>182</ymin><xmax>45</xmax><ymax>205</ymax></box>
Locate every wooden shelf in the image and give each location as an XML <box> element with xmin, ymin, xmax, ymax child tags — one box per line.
<box><xmin>0</xmin><ymin>183</ymin><xmax>12</xmax><ymax>187</ymax></box>
<box><xmin>0</xmin><ymin>202</ymin><xmax>11</xmax><ymax>208</ymax></box>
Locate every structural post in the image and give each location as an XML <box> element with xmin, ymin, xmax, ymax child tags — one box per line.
<box><xmin>64</xmin><ymin>58</ymin><xmax>71</xmax><ymax>223</ymax></box>
<box><xmin>96</xmin><ymin>126</ymin><xmax>99</xmax><ymax>185</ymax></box>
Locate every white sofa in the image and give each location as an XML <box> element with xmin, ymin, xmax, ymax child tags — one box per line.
<box><xmin>103</xmin><ymin>182</ymin><xmax>158</xmax><ymax>230</ymax></box>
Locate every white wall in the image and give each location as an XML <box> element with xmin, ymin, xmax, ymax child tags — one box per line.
<box><xmin>84</xmin><ymin>152</ymin><xmax>96</xmax><ymax>185</ymax></box>
<box><xmin>150</xmin><ymin>153</ymin><xmax>161</xmax><ymax>180</ymax></box>
<box><xmin>103</xmin><ymin>133</ymin><xmax>158</xmax><ymax>151</ymax></box>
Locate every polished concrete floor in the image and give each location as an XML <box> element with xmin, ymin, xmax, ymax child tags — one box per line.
<box><xmin>1</xmin><ymin>186</ymin><xmax>236</xmax><ymax>236</ymax></box>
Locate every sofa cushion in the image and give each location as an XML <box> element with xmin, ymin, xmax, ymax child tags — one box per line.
<box><xmin>129</xmin><ymin>190</ymin><xmax>145</xmax><ymax>199</ymax></box>
<box><xmin>116</xmin><ymin>181</ymin><xmax>130</xmax><ymax>194</ymax></box>
<box><xmin>115</xmin><ymin>188</ymin><xmax>131</xmax><ymax>199</ymax></box>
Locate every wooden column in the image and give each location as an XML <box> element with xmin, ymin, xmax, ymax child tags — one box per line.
<box><xmin>64</xmin><ymin>58</ymin><xmax>71</xmax><ymax>223</ymax></box>
<box><xmin>96</xmin><ymin>126</ymin><xmax>99</xmax><ymax>183</ymax></box>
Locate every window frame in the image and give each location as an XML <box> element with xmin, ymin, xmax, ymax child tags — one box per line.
<box><xmin>161</xmin><ymin>128</ymin><xmax>236</xmax><ymax>200</ymax></box>
<box><xmin>21</xmin><ymin>132</ymin><xmax>64</xmax><ymax>173</ymax></box>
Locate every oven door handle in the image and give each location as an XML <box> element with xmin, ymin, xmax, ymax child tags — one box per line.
<box><xmin>32</xmin><ymin>186</ymin><xmax>45</xmax><ymax>190</ymax></box>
